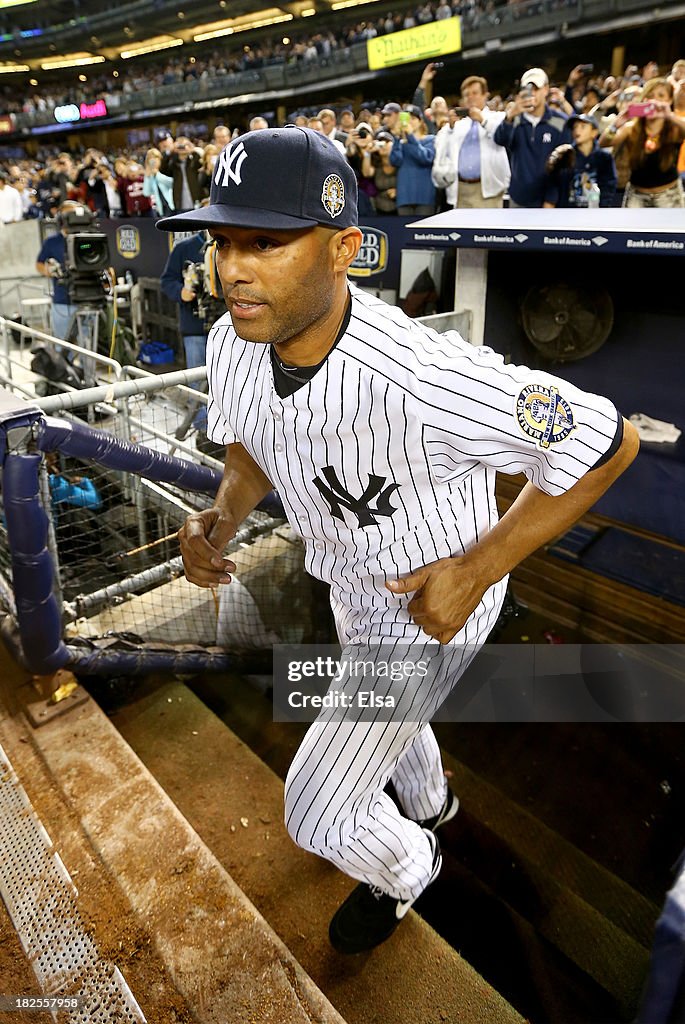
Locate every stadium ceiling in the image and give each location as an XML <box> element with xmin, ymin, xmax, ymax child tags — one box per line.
<box><xmin>0</xmin><ymin>0</ymin><xmax>335</xmax><ymax>59</ymax></box>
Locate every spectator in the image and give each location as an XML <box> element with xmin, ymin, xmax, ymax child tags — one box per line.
<box><xmin>308</xmin><ymin>116</ymin><xmax>345</xmax><ymax>155</ymax></box>
<box><xmin>432</xmin><ymin>75</ymin><xmax>510</xmax><ymax>209</ymax></box>
<box><xmin>369</xmin><ymin>130</ymin><xmax>397</xmax><ymax>213</ymax></box>
<box><xmin>197</xmin><ymin>144</ymin><xmax>219</xmax><ymax>199</ymax></box>
<box><xmin>494</xmin><ymin>67</ymin><xmax>571</xmax><ymax>207</ymax></box>
<box><xmin>213</xmin><ymin>125</ymin><xmax>231</xmax><ymax>148</ymax></box>
<box><xmin>603</xmin><ymin>77</ymin><xmax>685</xmax><ymax>207</ymax></box>
<box><xmin>143</xmin><ymin>147</ymin><xmax>174</xmax><ymax>217</ymax></box>
<box><xmin>545</xmin><ymin>114</ymin><xmax>617</xmax><ymax>208</ymax></box>
<box><xmin>380</xmin><ymin>101</ymin><xmax>402</xmax><ymax>137</ymax></box>
<box><xmin>0</xmin><ymin>171</ymin><xmax>24</xmax><ymax>223</ymax></box>
<box><xmin>100</xmin><ymin>165</ymin><xmax>123</xmax><ymax>218</ymax></box>
<box><xmin>120</xmin><ymin>160</ymin><xmax>154</xmax><ymax>217</ymax></box>
<box><xmin>669</xmin><ymin>59</ymin><xmax>685</xmax><ymax>88</ymax></box>
<box><xmin>249</xmin><ymin>116</ymin><xmax>269</xmax><ymax>130</ymax></box>
<box><xmin>345</xmin><ymin>122</ymin><xmax>378</xmax><ymax>216</ymax></box>
<box><xmin>390</xmin><ymin>105</ymin><xmax>436</xmax><ymax>215</ymax></box>
<box><xmin>318</xmin><ymin>108</ymin><xmax>348</xmax><ymax>145</ymax></box>
<box><xmin>161</xmin><ymin>136</ymin><xmax>203</xmax><ymax>212</ymax></box>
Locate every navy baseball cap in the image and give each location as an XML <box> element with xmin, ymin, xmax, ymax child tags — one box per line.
<box><xmin>569</xmin><ymin>113</ymin><xmax>599</xmax><ymax>130</ymax></box>
<box><xmin>156</xmin><ymin>126</ymin><xmax>358</xmax><ymax>232</ymax></box>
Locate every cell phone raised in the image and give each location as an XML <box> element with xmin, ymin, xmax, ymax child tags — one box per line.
<box><xmin>398</xmin><ymin>111</ymin><xmax>411</xmax><ymax>127</ymax></box>
<box><xmin>432</xmin><ymin>61</ymin><xmax>444</xmax><ymax>70</ymax></box>
<box><xmin>627</xmin><ymin>101</ymin><xmax>658</xmax><ymax>118</ymax></box>
<box><xmin>579</xmin><ymin>63</ymin><xmax>594</xmax><ymax>75</ymax></box>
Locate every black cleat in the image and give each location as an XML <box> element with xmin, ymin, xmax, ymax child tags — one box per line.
<box><xmin>329</xmin><ymin>830</ymin><xmax>441</xmax><ymax>954</ymax></box>
<box><xmin>418</xmin><ymin>787</ymin><xmax>459</xmax><ymax>832</ymax></box>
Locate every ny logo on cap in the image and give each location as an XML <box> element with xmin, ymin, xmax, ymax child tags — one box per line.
<box><xmin>215</xmin><ymin>141</ymin><xmax>248</xmax><ymax>188</ymax></box>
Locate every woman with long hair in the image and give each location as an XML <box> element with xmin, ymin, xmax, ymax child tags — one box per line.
<box><xmin>602</xmin><ymin>77</ymin><xmax>685</xmax><ymax>207</ymax></box>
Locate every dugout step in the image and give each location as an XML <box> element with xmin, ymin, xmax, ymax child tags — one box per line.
<box><xmin>112</xmin><ymin>677</ymin><xmax>525</xmax><ymax>1024</ymax></box>
<box><xmin>187</xmin><ymin>670</ymin><xmax>663</xmax><ymax>1024</ymax></box>
<box><xmin>0</xmin><ymin>644</ymin><xmax>348</xmax><ymax>1024</ymax></box>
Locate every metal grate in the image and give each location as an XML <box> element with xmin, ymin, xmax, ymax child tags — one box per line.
<box><xmin>0</xmin><ymin>744</ymin><xmax>146</xmax><ymax>1022</ymax></box>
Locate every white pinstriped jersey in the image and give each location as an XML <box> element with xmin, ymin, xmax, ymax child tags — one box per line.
<box><xmin>206</xmin><ymin>283</ymin><xmax>620</xmax><ymax>642</ymax></box>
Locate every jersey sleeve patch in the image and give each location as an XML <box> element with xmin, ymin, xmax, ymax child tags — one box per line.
<box><xmin>515</xmin><ymin>383</ymin><xmax>576</xmax><ymax>450</ymax></box>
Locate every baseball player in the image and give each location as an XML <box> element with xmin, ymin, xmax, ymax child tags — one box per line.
<box><xmin>157</xmin><ymin>127</ymin><xmax>638</xmax><ymax>955</ymax></box>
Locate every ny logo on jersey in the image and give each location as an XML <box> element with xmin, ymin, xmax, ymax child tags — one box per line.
<box><xmin>313</xmin><ymin>466</ymin><xmax>398</xmax><ymax>528</ymax></box>
<box><xmin>542</xmin><ymin>131</ymin><xmax>552</xmax><ymax>144</ymax></box>
<box><xmin>214</xmin><ymin>141</ymin><xmax>248</xmax><ymax>187</ymax></box>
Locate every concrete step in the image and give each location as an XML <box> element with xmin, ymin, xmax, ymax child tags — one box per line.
<box><xmin>112</xmin><ymin>677</ymin><xmax>525</xmax><ymax>1024</ymax></box>
<box><xmin>188</xmin><ymin>671</ymin><xmax>661</xmax><ymax>1022</ymax></box>
<box><xmin>0</xmin><ymin>647</ymin><xmax>348</xmax><ymax>1024</ymax></box>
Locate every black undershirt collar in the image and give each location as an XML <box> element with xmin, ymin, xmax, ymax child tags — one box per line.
<box><xmin>270</xmin><ymin>293</ymin><xmax>352</xmax><ymax>399</ymax></box>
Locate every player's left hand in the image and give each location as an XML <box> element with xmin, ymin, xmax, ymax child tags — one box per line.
<box><xmin>386</xmin><ymin>556</ymin><xmax>490</xmax><ymax>644</ymax></box>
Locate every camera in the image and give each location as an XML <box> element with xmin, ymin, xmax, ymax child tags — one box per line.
<box><xmin>185</xmin><ymin>239</ymin><xmax>225</xmax><ymax>330</ymax></box>
<box><xmin>398</xmin><ymin>111</ymin><xmax>411</xmax><ymax>127</ymax></box>
<box><xmin>521</xmin><ymin>83</ymin><xmax>535</xmax><ymax>96</ymax></box>
<box><xmin>432</xmin><ymin>61</ymin><xmax>444</xmax><ymax>70</ymax></box>
<box><xmin>57</xmin><ymin>206</ymin><xmax>111</xmax><ymax>304</ymax></box>
<box><xmin>454</xmin><ymin>106</ymin><xmax>469</xmax><ymax>117</ymax></box>
<box><xmin>357</xmin><ymin>127</ymin><xmax>370</xmax><ymax>139</ymax></box>
<box><xmin>579</xmin><ymin>63</ymin><xmax>594</xmax><ymax>75</ymax></box>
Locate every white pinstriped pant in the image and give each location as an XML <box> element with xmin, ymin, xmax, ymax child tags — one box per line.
<box><xmin>284</xmin><ymin>579</ymin><xmax>506</xmax><ymax>901</ymax></box>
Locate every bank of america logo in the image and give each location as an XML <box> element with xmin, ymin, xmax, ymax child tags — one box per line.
<box><xmin>592</xmin><ymin>236</ymin><xmax>608</xmax><ymax>247</ymax></box>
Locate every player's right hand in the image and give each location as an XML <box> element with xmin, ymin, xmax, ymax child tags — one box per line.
<box><xmin>178</xmin><ymin>507</ymin><xmax>237</xmax><ymax>587</ymax></box>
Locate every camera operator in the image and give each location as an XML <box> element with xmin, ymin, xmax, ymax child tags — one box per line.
<box><xmin>35</xmin><ymin>200</ymin><xmax>81</xmax><ymax>341</ymax></box>
<box><xmin>160</xmin><ymin>229</ymin><xmax>209</xmax><ymax>444</ymax></box>
<box><xmin>161</xmin><ymin>136</ymin><xmax>203</xmax><ymax>213</ymax></box>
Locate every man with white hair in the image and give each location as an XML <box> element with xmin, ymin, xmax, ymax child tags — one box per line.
<box><xmin>432</xmin><ymin>75</ymin><xmax>510</xmax><ymax>208</ymax></box>
<box><xmin>249</xmin><ymin>116</ymin><xmax>269</xmax><ymax>131</ymax></box>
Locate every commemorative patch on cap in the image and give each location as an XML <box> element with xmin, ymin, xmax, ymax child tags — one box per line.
<box><xmin>321</xmin><ymin>174</ymin><xmax>346</xmax><ymax>219</ymax></box>
<box><xmin>516</xmin><ymin>384</ymin><xmax>576</xmax><ymax>449</ymax></box>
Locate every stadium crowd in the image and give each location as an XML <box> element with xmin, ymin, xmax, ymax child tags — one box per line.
<box><xmin>2</xmin><ymin>0</ymin><xmax>576</xmax><ymax>118</ymax></box>
<box><xmin>1</xmin><ymin>56</ymin><xmax>685</xmax><ymax>223</ymax></box>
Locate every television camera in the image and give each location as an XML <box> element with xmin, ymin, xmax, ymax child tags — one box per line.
<box><xmin>53</xmin><ymin>205</ymin><xmax>111</xmax><ymax>305</ymax></box>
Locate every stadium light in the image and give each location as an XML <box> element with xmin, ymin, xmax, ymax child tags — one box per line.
<box><xmin>120</xmin><ymin>36</ymin><xmax>184</xmax><ymax>59</ymax></box>
<box><xmin>0</xmin><ymin>63</ymin><xmax>30</xmax><ymax>72</ymax></box>
<box><xmin>41</xmin><ymin>53</ymin><xmax>106</xmax><ymax>70</ymax></box>
<box><xmin>194</xmin><ymin>10</ymin><xmax>293</xmax><ymax>42</ymax></box>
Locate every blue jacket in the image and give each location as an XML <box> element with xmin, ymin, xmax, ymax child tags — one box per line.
<box><xmin>50</xmin><ymin>474</ymin><xmax>102</xmax><ymax>510</ymax></box>
<box><xmin>494</xmin><ymin>107</ymin><xmax>572</xmax><ymax>207</ymax></box>
<box><xmin>390</xmin><ymin>133</ymin><xmax>436</xmax><ymax>208</ymax></box>
<box><xmin>37</xmin><ymin>232</ymin><xmax>70</xmax><ymax>305</ymax></box>
<box><xmin>550</xmin><ymin>143</ymin><xmax>617</xmax><ymax>208</ymax></box>
<box><xmin>160</xmin><ymin>232</ymin><xmax>206</xmax><ymax>336</ymax></box>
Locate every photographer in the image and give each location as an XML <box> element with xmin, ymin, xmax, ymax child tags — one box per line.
<box><xmin>344</xmin><ymin>122</ymin><xmax>378</xmax><ymax>216</ymax></box>
<box><xmin>35</xmin><ymin>200</ymin><xmax>80</xmax><ymax>341</ymax></box>
<box><xmin>389</xmin><ymin>105</ymin><xmax>436</xmax><ymax>216</ymax></box>
<box><xmin>161</xmin><ymin>136</ymin><xmax>204</xmax><ymax>212</ymax></box>
<box><xmin>74</xmin><ymin>149</ymin><xmax>109</xmax><ymax>218</ymax></box>
<box><xmin>494</xmin><ymin>67</ymin><xmax>571</xmax><ymax>207</ymax></box>
<box><xmin>160</xmin><ymin>230</ymin><xmax>209</xmax><ymax>444</ymax></box>
<box><xmin>431</xmin><ymin>75</ymin><xmax>510</xmax><ymax>209</ymax></box>
<box><xmin>602</xmin><ymin>78</ymin><xmax>685</xmax><ymax>207</ymax></box>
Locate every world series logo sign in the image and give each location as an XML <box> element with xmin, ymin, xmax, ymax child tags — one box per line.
<box><xmin>349</xmin><ymin>227</ymin><xmax>388</xmax><ymax>278</ymax></box>
<box><xmin>116</xmin><ymin>225</ymin><xmax>141</xmax><ymax>261</ymax></box>
<box><xmin>516</xmin><ymin>384</ymin><xmax>576</xmax><ymax>449</ymax></box>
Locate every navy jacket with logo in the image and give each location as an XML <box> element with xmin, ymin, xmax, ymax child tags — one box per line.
<box><xmin>494</xmin><ymin>107</ymin><xmax>571</xmax><ymax>207</ymax></box>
